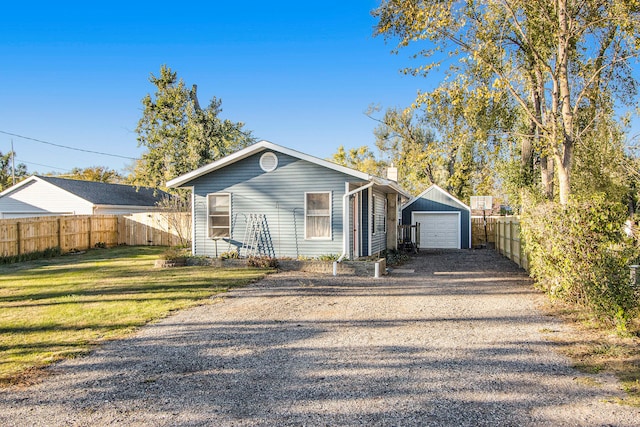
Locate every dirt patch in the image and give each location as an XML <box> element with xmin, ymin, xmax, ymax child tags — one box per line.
<box><xmin>537</xmin><ymin>298</ymin><xmax>640</xmax><ymax>406</ymax></box>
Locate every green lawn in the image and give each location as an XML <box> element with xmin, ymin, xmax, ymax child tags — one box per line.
<box><xmin>0</xmin><ymin>246</ymin><xmax>268</xmax><ymax>386</ymax></box>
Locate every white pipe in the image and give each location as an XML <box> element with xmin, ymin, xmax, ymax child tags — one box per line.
<box><xmin>336</xmin><ymin>181</ymin><xmax>375</xmax><ymax>267</ymax></box>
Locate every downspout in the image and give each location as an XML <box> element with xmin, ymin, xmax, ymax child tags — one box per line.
<box><xmin>191</xmin><ymin>190</ymin><xmax>196</xmax><ymax>255</ymax></box>
<box><xmin>336</xmin><ymin>181</ymin><xmax>375</xmax><ymax>266</ymax></box>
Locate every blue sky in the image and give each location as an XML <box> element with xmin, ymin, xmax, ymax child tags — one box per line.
<box><xmin>3</xmin><ymin>1</ymin><xmax>638</xmax><ymax>177</ymax></box>
<box><xmin>0</xmin><ymin>1</ymin><xmax>426</xmax><ymax>175</ymax></box>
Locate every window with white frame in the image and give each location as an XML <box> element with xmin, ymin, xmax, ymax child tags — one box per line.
<box><xmin>372</xmin><ymin>195</ymin><xmax>377</xmax><ymax>235</ymax></box>
<box><xmin>207</xmin><ymin>193</ymin><xmax>230</xmax><ymax>238</ymax></box>
<box><xmin>383</xmin><ymin>197</ymin><xmax>388</xmax><ymax>233</ymax></box>
<box><xmin>305</xmin><ymin>192</ymin><xmax>331</xmax><ymax>239</ymax></box>
<box><xmin>372</xmin><ymin>194</ymin><xmax>387</xmax><ymax>235</ymax></box>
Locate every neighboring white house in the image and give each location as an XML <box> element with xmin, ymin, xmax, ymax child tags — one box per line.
<box><xmin>0</xmin><ymin>175</ymin><xmax>169</xmax><ymax>219</ymax></box>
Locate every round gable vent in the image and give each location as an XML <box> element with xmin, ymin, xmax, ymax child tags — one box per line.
<box><xmin>260</xmin><ymin>152</ymin><xmax>278</xmax><ymax>172</ymax></box>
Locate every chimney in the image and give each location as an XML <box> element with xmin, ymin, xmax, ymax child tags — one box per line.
<box><xmin>386</xmin><ymin>166</ymin><xmax>398</xmax><ymax>182</ymax></box>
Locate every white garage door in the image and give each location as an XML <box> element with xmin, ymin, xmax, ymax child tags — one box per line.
<box><xmin>413</xmin><ymin>212</ymin><xmax>460</xmax><ymax>249</ymax></box>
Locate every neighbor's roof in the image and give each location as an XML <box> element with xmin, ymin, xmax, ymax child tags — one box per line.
<box><xmin>1</xmin><ymin>175</ymin><xmax>169</xmax><ymax>207</ymax></box>
<box><xmin>166</xmin><ymin>140</ymin><xmax>412</xmax><ymax>198</ymax></box>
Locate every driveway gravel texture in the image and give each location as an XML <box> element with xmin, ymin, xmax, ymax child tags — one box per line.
<box><xmin>1</xmin><ymin>249</ymin><xmax>639</xmax><ymax>426</ymax></box>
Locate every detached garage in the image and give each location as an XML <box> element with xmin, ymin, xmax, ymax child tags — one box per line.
<box><xmin>401</xmin><ymin>184</ymin><xmax>471</xmax><ymax>249</ymax></box>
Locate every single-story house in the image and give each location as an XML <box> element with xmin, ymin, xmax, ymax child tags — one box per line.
<box><xmin>167</xmin><ymin>140</ymin><xmax>412</xmax><ymax>259</ymax></box>
<box><xmin>402</xmin><ymin>184</ymin><xmax>471</xmax><ymax>249</ymax></box>
<box><xmin>0</xmin><ymin>175</ymin><xmax>170</xmax><ymax>219</ymax></box>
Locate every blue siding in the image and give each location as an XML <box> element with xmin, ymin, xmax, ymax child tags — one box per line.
<box><xmin>188</xmin><ymin>151</ymin><xmax>367</xmax><ymax>258</ymax></box>
<box><xmin>402</xmin><ymin>186</ymin><xmax>471</xmax><ymax>249</ymax></box>
<box><xmin>371</xmin><ymin>189</ymin><xmax>387</xmax><ymax>255</ymax></box>
<box><xmin>361</xmin><ymin>190</ymin><xmax>369</xmax><ymax>256</ymax></box>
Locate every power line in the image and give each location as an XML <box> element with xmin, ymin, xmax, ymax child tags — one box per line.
<box><xmin>15</xmin><ymin>159</ymin><xmax>70</xmax><ymax>172</ymax></box>
<box><xmin>0</xmin><ymin>130</ymin><xmax>137</xmax><ymax>160</ymax></box>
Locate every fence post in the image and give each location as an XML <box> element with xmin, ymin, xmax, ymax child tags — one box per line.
<box><xmin>57</xmin><ymin>218</ymin><xmax>62</xmax><ymax>249</ymax></box>
<box><xmin>509</xmin><ymin>220</ymin><xmax>514</xmax><ymax>263</ymax></box>
<box><xmin>87</xmin><ymin>216</ymin><xmax>92</xmax><ymax>249</ymax></box>
<box><xmin>16</xmin><ymin>222</ymin><xmax>21</xmax><ymax>255</ymax></box>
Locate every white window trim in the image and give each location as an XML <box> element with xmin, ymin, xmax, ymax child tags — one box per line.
<box><xmin>383</xmin><ymin>196</ymin><xmax>388</xmax><ymax>234</ymax></box>
<box><xmin>304</xmin><ymin>191</ymin><xmax>332</xmax><ymax>240</ymax></box>
<box><xmin>207</xmin><ymin>192</ymin><xmax>231</xmax><ymax>239</ymax></box>
<box><xmin>372</xmin><ymin>194</ymin><xmax>377</xmax><ymax>235</ymax></box>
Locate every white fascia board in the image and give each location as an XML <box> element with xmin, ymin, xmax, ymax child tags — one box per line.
<box><xmin>166</xmin><ymin>143</ymin><xmax>267</xmax><ymax>188</ymax></box>
<box><xmin>166</xmin><ymin>140</ymin><xmax>372</xmax><ymax>188</ymax></box>
<box><xmin>93</xmin><ymin>204</ymin><xmax>163</xmax><ymax>210</ymax></box>
<box><xmin>371</xmin><ymin>177</ymin><xmax>412</xmax><ymax>200</ymax></box>
<box><xmin>0</xmin><ymin>175</ymin><xmax>39</xmax><ymax>197</ymax></box>
<box><xmin>401</xmin><ymin>184</ymin><xmax>471</xmax><ymax>211</ymax></box>
<box><xmin>271</xmin><ymin>142</ymin><xmax>371</xmax><ymax>181</ymax></box>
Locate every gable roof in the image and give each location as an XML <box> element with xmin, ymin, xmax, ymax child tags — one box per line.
<box><xmin>1</xmin><ymin>176</ymin><xmax>169</xmax><ymax>207</ymax></box>
<box><xmin>166</xmin><ymin>140</ymin><xmax>412</xmax><ymax>198</ymax></box>
<box><xmin>402</xmin><ymin>184</ymin><xmax>471</xmax><ymax>211</ymax></box>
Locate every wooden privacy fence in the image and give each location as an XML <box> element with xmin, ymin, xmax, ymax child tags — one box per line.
<box><xmin>495</xmin><ymin>216</ymin><xmax>529</xmax><ymax>271</ymax></box>
<box><xmin>0</xmin><ymin>212</ymin><xmax>191</xmax><ymax>257</ymax></box>
<box><xmin>471</xmin><ymin>216</ymin><xmax>498</xmax><ymax>248</ymax></box>
<box><xmin>119</xmin><ymin>212</ymin><xmax>191</xmax><ymax>247</ymax></box>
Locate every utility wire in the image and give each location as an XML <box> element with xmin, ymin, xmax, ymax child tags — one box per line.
<box><xmin>0</xmin><ymin>130</ymin><xmax>137</xmax><ymax>160</ymax></box>
<box><xmin>15</xmin><ymin>159</ymin><xmax>70</xmax><ymax>172</ymax></box>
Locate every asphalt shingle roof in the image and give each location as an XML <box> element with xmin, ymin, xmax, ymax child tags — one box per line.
<box><xmin>37</xmin><ymin>176</ymin><xmax>170</xmax><ymax>207</ymax></box>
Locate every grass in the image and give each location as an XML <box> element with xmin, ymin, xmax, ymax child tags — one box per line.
<box><xmin>540</xmin><ymin>300</ymin><xmax>640</xmax><ymax>406</ymax></box>
<box><xmin>0</xmin><ymin>246</ymin><xmax>269</xmax><ymax>386</ymax></box>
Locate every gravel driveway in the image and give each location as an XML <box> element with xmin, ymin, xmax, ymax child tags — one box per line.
<box><xmin>1</xmin><ymin>249</ymin><xmax>639</xmax><ymax>426</ymax></box>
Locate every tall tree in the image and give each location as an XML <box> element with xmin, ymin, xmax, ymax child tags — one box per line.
<box><xmin>64</xmin><ymin>166</ymin><xmax>124</xmax><ymax>183</ymax></box>
<box><xmin>0</xmin><ymin>151</ymin><xmax>28</xmax><ymax>191</ymax></box>
<box><xmin>369</xmin><ymin>107</ymin><xmax>440</xmax><ymax>195</ymax></box>
<box><xmin>374</xmin><ymin>0</ymin><xmax>640</xmax><ymax>205</ymax></box>
<box><xmin>133</xmin><ymin>65</ymin><xmax>255</xmax><ymax>189</ymax></box>
<box><xmin>368</xmin><ymin>97</ymin><xmax>504</xmax><ymax>201</ymax></box>
<box><xmin>331</xmin><ymin>145</ymin><xmax>387</xmax><ymax>177</ymax></box>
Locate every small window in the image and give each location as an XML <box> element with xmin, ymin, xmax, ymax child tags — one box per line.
<box><xmin>305</xmin><ymin>192</ymin><xmax>331</xmax><ymax>239</ymax></box>
<box><xmin>207</xmin><ymin>193</ymin><xmax>230</xmax><ymax>238</ymax></box>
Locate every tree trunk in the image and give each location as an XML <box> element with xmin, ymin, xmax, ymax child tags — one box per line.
<box><xmin>541</xmin><ymin>155</ymin><xmax>554</xmax><ymax>199</ymax></box>
<box><xmin>190</xmin><ymin>84</ymin><xmax>202</xmax><ymax>111</ymax></box>
<box><xmin>556</xmin><ymin>156</ymin><xmax>570</xmax><ymax>205</ymax></box>
<box><xmin>557</xmin><ymin>0</ymin><xmax>573</xmax><ymax>205</ymax></box>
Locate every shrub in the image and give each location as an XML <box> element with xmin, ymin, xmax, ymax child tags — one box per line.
<box><xmin>317</xmin><ymin>254</ymin><xmax>339</xmax><ymax>261</ymax></box>
<box><xmin>0</xmin><ymin>247</ymin><xmax>62</xmax><ymax>265</ymax></box>
<box><xmin>160</xmin><ymin>247</ymin><xmax>188</xmax><ymax>262</ymax></box>
<box><xmin>384</xmin><ymin>249</ymin><xmax>410</xmax><ymax>266</ymax></box>
<box><xmin>247</xmin><ymin>256</ymin><xmax>278</xmax><ymax>269</ymax></box>
<box><xmin>220</xmin><ymin>250</ymin><xmax>240</xmax><ymax>260</ymax></box>
<box><xmin>521</xmin><ymin>194</ymin><xmax>639</xmax><ymax>333</ymax></box>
